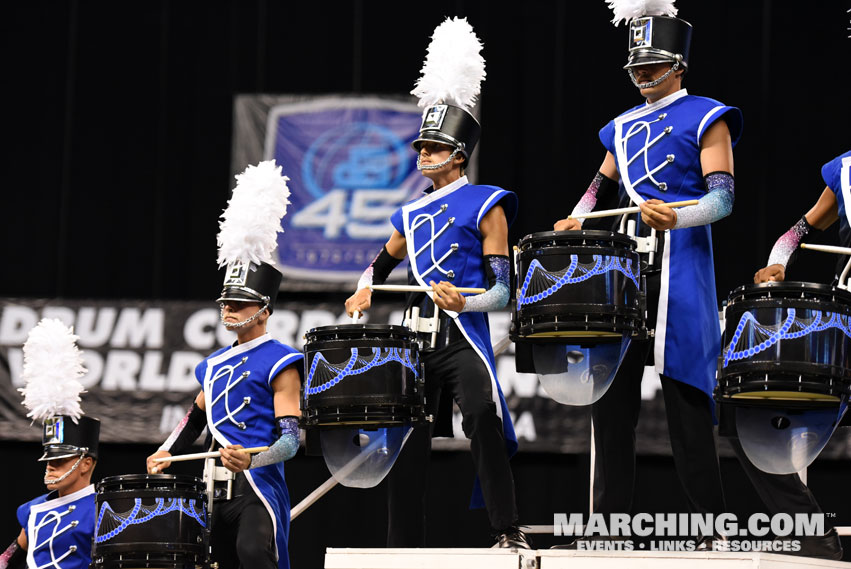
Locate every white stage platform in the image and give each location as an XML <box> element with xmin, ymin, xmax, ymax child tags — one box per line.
<box><xmin>324</xmin><ymin>548</ymin><xmax>850</xmax><ymax>569</ymax></box>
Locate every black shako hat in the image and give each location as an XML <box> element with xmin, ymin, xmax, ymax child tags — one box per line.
<box><xmin>624</xmin><ymin>15</ymin><xmax>692</xmax><ymax>69</ymax></box>
<box><xmin>216</xmin><ymin>260</ymin><xmax>282</xmax><ymax>312</ymax></box>
<box><xmin>411</xmin><ymin>104</ymin><xmax>481</xmax><ymax>159</ymax></box>
<box><xmin>40</xmin><ymin>415</ymin><xmax>100</xmax><ymax>461</ymax></box>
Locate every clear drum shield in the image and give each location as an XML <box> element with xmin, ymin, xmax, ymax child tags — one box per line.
<box><xmin>319</xmin><ymin>424</ymin><xmax>413</xmax><ymax>488</ymax></box>
<box><xmin>533</xmin><ymin>334</ymin><xmax>631</xmax><ymax>405</ymax></box>
<box><xmin>736</xmin><ymin>400</ymin><xmax>847</xmax><ymax>474</ymax></box>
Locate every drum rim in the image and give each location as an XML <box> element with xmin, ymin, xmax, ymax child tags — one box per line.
<box><xmin>519</xmin><ymin>229</ymin><xmax>637</xmax><ymax>247</ymax></box>
<box><xmin>97</xmin><ymin>473</ymin><xmax>204</xmax><ymax>487</ymax></box>
<box><xmin>306</xmin><ymin>324</ymin><xmax>416</xmax><ymax>336</ymax></box>
<box><xmin>730</xmin><ymin>281</ymin><xmax>851</xmax><ymax>301</ymax></box>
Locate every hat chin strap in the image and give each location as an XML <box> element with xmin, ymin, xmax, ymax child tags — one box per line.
<box><xmin>628</xmin><ymin>60</ymin><xmax>680</xmax><ymax>89</ymax></box>
<box><xmin>43</xmin><ymin>452</ymin><xmax>86</xmax><ymax>485</ymax></box>
<box><xmin>220</xmin><ymin>302</ymin><xmax>269</xmax><ymax>328</ymax></box>
<box><xmin>417</xmin><ymin>148</ymin><xmax>461</xmax><ymax>171</ymax></box>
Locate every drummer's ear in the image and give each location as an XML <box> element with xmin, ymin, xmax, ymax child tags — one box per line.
<box><xmin>80</xmin><ymin>456</ymin><xmax>96</xmax><ymax>476</ymax></box>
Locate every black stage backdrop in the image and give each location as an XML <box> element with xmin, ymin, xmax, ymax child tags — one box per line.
<box><xmin>2</xmin><ymin>1</ymin><xmax>851</xmax><ymax>566</ymax></box>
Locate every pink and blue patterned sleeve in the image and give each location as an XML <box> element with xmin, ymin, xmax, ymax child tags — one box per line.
<box><xmin>767</xmin><ymin>217</ymin><xmax>812</xmax><ymax>268</ymax></box>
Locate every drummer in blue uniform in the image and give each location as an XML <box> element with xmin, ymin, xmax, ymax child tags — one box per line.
<box><xmin>147</xmin><ymin>161</ymin><xmax>303</xmax><ymax>569</ymax></box>
<box><xmin>2</xmin><ymin>319</ymin><xmax>99</xmax><ymax>569</ymax></box>
<box><xmin>755</xmin><ymin>150</ymin><xmax>851</xmax><ymax>283</ymax></box>
<box><xmin>345</xmin><ymin>17</ymin><xmax>528</xmax><ymax>549</ymax></box>
<box><xmin>8</xmin><ymin>417</ymin><xmax>100</xmax><ymax>569</ymax></box>
<box><xmin>554</xmin><ymin>0</ymin><xmax>740</xmax><ymax>541</ymax></box>
<box><xmin>745</xmin><ymin>148</ymin><xmax>851</xmax><ymax>560</ymax></box>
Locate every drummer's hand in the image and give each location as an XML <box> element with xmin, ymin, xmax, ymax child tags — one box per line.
<box><xmin>754</xmin><ymin>264</ymin><xmax>785</xmax><ymax>283</ymax></box>
<box><xmin>345</xmin><ymin>288</ymin><xmax>372</xmax><ymax>318</ymax></box>
<box><xmin>147</xmin><ymin>450</ymin><xmax>171</xmax><ymax>474</ymax></box>
<box><xmin>220</xmin><ymin>445</ymin><xmax>251</xmax><ymax>473</ymax></box>
<box><xmin>430</xmin><ymin>280</ymin><xmax>465</xmax><ymax>312</ymax></box>
<box><xmin>554</xmin><ymin>217</ymin><xmax>581</xmax><ymax>231</ymax></box>
<box><xmin>640</xmin><ymin>199</ymin><xmax>677</xmax><ymax>231</ymax></box>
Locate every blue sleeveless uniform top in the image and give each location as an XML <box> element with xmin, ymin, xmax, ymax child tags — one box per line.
<box><xmin>391</xmin><ymin>176</ymin><xmax>520</xmax><ymax>503</ymax></box>
<box><xmin>599</xmin><ymin>89</ymin><xmax>743</xmax><ymax>398</ymax></box>
<box><xmin>18</xmin><ymin>485</ymin><xmax>96</xmax><ymax>569</ymax></box>
<box><xmin>196</xmin><ymin>334</ymin><xmax>303</xmax><ymax>569</ymax></box>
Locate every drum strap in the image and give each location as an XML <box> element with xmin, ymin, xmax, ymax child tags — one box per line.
<box><xmin>418</xmin><ymin>313</ymin><xmax>463</xmax><ymax>351</ymax></box>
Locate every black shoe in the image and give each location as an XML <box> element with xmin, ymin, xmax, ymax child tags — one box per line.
<box><xmin>494</xmin><ymin>526</ymin><xmax>532</xmax><ymax>549</ymax></box>
<box><xmin>785</xmin><ymin>528</ymin><xmax>843</xmax><ymax>561</ymax></box>
<box><xmin>696</xmin><ymin>533</ymin><xmax>728</xmax><ymax>551</ymax></box>
<box><xmin>552</xmin><ymin>536</ymin><xmax>629</xmax><ymax>550</ymax></box>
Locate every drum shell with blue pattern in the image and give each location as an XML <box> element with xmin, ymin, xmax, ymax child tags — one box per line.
<box><xmin>93</xmin><ymin>474</ymin><xmax>208</xmax><ymax>568</ymax></box>
<box><xmin>514</xmin><ymin>230</ymin><xmax>643</xmax><ymax>339</ymax></box>
<box><xmin>302</xmin><ymin>324</ymin><xmax>425</xmax><ymax>427</ymax></box>
<box><xmin>719</xmin><ymin>282</ymin><xmax>851</xmax><ymax>400</ymax></box>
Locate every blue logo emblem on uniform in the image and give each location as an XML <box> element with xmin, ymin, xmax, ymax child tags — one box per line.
<box><xmin>265</xmin><ymin>98</ymin><xmax>423</xmax><ymax>282</ymax></box>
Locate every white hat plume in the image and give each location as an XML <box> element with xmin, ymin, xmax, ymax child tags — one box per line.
<box><xmin>217</xmin><ymin>160</ymin><xmax>291</xmax><ymax>267</ymax></box>
<box><xmin>19</xmin><ymin>318</ymin><xmax>87</xmax><ymax>422</ymax></box>
<box><xmin>411</xmin><ymin>17</ymin><xmax>486</xmax><ymax>110</ymax></box>
<box><xmin>606</xmin><ymin>0</ymin><xmax>678</xmax><ymax>26</ymax></box>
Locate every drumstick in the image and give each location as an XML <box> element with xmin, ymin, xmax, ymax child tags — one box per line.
<box><xmin>370</xmin><ymin>284</ymin><xmax>486</xmax><ymax>294</ymax></box>
<box><xmin>801</xmin><ymin>243</ymin><xmax>851</xmax><ymax>256</ymax></box>
<box><xmin>568</xmin><ymin>199</ymin><xmax>699</xmax><ymax>220</ymax></box>
<box><xmin>152</xmin><ymin>446</ymin><xmax>269</xmax><ymax>463</ymax></box>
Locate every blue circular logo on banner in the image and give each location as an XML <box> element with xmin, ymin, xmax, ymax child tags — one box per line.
<box><xmin>302</xmin><ymin>122</ymin><xmax>412</xmax><ymax>198</ymax></box>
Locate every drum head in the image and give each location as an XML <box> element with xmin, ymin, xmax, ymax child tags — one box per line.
<box><xmin>533</xmin><ymin>334</ymin><xmax>631</xmax><ymax>405</ymax></box>
<box><xmin>306</xmin><ymin>323</ymin><xmax>416</xmax><ymax>343</ymax></box>
<box><xmin>319</xmin><ymin>425</ymin><xmax>412</xmax><ymax>488</ymax></box>
<box><xmin>97</xmin><ymin>474</ymin><xmax>204</xmax><ymax>492</ymax></box>
<box><xmin>519</xmin><ymin>230</ymin><xmax>638</xmax><ymax>250</ymax></box>
<box><xmin>729</xmin><ymin>281</ymin><xmax>851</xmax><ymax>304</ymax></box>
<box><xmin>736</xmin><ymin>401</ymin><xmax>847</xmax><ymax>474</ymax></box>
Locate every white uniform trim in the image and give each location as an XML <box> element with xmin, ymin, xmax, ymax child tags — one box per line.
<box><xmin>27</xmin><ymin>485</ymin><xmax>95</xmax><ymax>569</ymax></box>
<box><xmin>696</xmin><ymin>105</ymin><xmax>726</xmax><ymax>144</ymax></box>
<box><xmin>401</xmin><ymin>176</ymin><xmax>470</xmax><ymax>319</ymax></box>
<box><xmin>476</xmin><ymin>191</ymin><xmax>503</xmax><ymax>227</ymax></box>
<box><xmin>268</xmin><ymin>353</ymin><xmax>302</xmax><ymax>385</ymax></box>
<box><xmin>654</xmin><ymin>231</ymin><xmax>672</xmax><ymax>373</ymax></box>
<box><xmin>201</xmin><ymin>333</ymin><xmax>280</xmax><ymax>561</ymax></box>
<box><xmin>841</xmin><ymin>157</ymin><xmax>851</xmax><ymax>230</ymax></box>
<box><xmin>614</xmin><ymin>89</ymin><xmax>688</xmax><ymax>206</ymax></box>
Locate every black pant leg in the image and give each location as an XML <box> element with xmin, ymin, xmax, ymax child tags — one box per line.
<box><xmin>234</xmin><ymin>498</ymin><xmax>278</xmax><ymax>569</ymax></box>
<box><xmin>386</xmin><ymin>349</ymin><xmax>441</xmax><ymax>547</ymax></box>
<box><xmin>211</xmin><ymin>479</ymin><xmax>279</xmax><ymax>569</ymax></box>
<box><xmin>590</xmin><ymin>337</ymin><xmax>650</xmax><ymax>515</ymax></box>
<box><xmin>660</xmin><ymin>375</ymin><xmax>726</xmax><ymax>515</ymax></box>
<box><xmin>445</xmin><ymin>343</ymin><xmax>518</xmax><ymax>531</ymax></box>
<box><xmin>386</xmin><ymin>423</ymin><xmax>433</xmax><ymax>547</ymax></box>
<box><xmin>211</xmin><ymin>500</ymin><xmax>240</xmax><ymax>569</ymax></box>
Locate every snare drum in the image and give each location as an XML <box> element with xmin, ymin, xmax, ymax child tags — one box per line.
<box><xmin>717</xmin><ymin>281</ymin><xmax>851</xmax><ymax>405</ymax></box>
<box><xmin>512</xmin><ymin>230</ymin><xmax>643</xmax><ymax>340</ymax></box>
<box><xmin>92</xmin><ymin>474</ymin><xmax>209</xmax><ymax>569</ymax></box>
<box><xmin>301</xmin><ymin>324</ymin><xmax>425</xmax><ymax>428</ymax></box>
